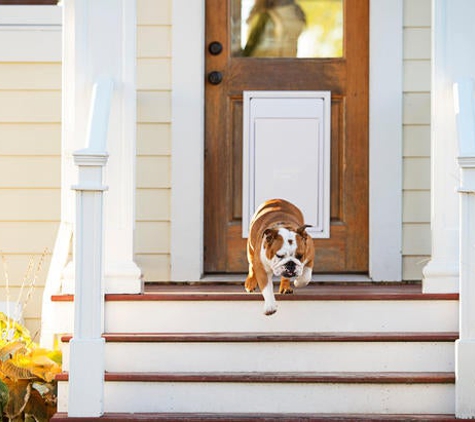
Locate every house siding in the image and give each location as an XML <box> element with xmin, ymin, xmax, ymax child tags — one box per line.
<box><xmin>135</xmin><ymin>0</ymin><xmax>172</xmax><ymax>281</ymax></box>
<box><xmin>0</xmin><ymin>6</ymin><xmax>61</xmax><ymax>335</ymax></box>
<box><xmin>402</xmin><ymin>0</ymin><xmax>432</xmax><ymax>280</ymax></box>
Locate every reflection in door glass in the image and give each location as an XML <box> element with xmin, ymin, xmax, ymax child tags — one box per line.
<box><xmin>231</xmin><ymin>0</ymin><xmax>343</xmax><ymax>58</ymax></box>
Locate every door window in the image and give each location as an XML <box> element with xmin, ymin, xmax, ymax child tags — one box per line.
<box><xmin>231</xmin><ymin>0</ymin><xmax>343</xmax><ymax>58</ymax></box>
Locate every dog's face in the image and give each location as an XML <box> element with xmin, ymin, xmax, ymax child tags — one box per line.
<box><xmin>260</xmin><ymin>225</ymin><xmax>311</xmax><ymax>278</ymax></box>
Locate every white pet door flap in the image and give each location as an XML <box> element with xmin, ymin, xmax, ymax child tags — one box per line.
<box><xmin>242</xmin><ymin>91</ymin><xmax>331</xmax><ymax>238</ymax></box>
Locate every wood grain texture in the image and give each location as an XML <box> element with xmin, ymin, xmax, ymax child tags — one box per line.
<box><xmin>51</xmin><ymin>412</ymin><xmax>469</xmax><ymax>421</ymax></box>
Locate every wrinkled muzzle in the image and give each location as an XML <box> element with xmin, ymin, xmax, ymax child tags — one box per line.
<box><xmin>272</xmin><ymin>258</ymin><xmax>303</xmax><ymax>279</ymax></box>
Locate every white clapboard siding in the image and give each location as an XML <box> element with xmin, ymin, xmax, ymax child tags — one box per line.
<box><xmin>0</xmin><ymin>157</ymin><xmax>60</xmax><ymax>188</ymax></box>
<box><xmin>137</xmin><ymin>0</ymin><xmax>171</xmax><ymax>25</ymax></box>
<box><xmin>0</xmin><ymin>7</ymin><xmax>61</xmax><ymax>337</ymax></box>
<box><xmin>404</xmin><ymin>0</ymin><xmax>431</xmax><ymax>26</ymax></box>
<box><xmin>402</xmin><ymin>1</ymin><xmax>431</xmax><ymax>280</ymax></box>
<box><xmin>137</xmin><ymin>91</ymin><xmax>171</xmax><ymax>123</ymax></box>
<box><xmin>134</xmin><ymin>222</ymin><xmax>170</xmax><ymax>254</ymax></box>
<box><xmin>137</xmin><ymin>123</ymin><xmax>171</xmax><ymax>155</ymax></box>
<box><xmin>0</xmin><ymin>91</ymin><xmax>61</xmax><ymax>123</ymax></box>
<box><xmin>135</xmin><ymin>0</ymin><xmax>172</xmax><ymax>282</ymax></box>
<box><xmin>0</xmin><ymin>189</ymin><xmax>60</xmax><ymax>221</ymax></box>
<box><xmin>136</xmin><ymin>156</ymin><xmax>171</xmax><ymax>188</ymax></box>
<box><xmin>0</xmin><ymin>124</ymin><xmax>60</xmax><ymax>155</ymax></box>
<box><xmin>137</xmin><ymin>26</ymin><xmax>171</xmax><ymax>58</ymax></box>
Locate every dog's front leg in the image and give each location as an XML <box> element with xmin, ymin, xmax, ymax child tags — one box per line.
<box><xmin>294</xmin><ymin>265</ymin><xmax>312</xmax><ymax>288</ymax></box>
<box><xmin>279</xmin><ymin>277</ymin><xmax>293</xmax><ymax>294</ymax></box>
<box><xmin>259</xmin><ymin>272</ymin><xmax>277</xmax><ymax>316</ymax></box>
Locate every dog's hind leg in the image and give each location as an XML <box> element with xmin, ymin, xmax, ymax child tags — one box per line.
<box><xmin>245</xmin><ymin>264</ymin><xmax>258</xmax><ymax>293</ymax></box>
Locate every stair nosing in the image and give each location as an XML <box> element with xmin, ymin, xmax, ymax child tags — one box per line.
<box><xmin>51</xmin><ymin>412</ymin><xmax>468</xmax><ymax>422</ymax></box>
<box><xmin>51</xmin><ymin>412</ymin><xmax>467</xmax><ymax>421</ymax></box>
<box><xmin>52</xmin><ymin>292</ymin><xmax>459</xmax><ymax>302</ymax></box>
<box><xmin>60</xmin><ymin>331</ymin><xmax>459</xmax><ymax>343</ymax></box>
<box><xmin>56</xmin><ymin>371</ymin><xmax>456</xmax><ymax>384</ymax></box>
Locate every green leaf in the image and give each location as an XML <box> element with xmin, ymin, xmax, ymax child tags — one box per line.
<box><xmin>0</xmin><ymin>378</ymin><xmax>8</xmax><ymax>414</ymax></box>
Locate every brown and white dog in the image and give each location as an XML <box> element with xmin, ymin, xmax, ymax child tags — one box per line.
<box><xmin>245</xmin><ymin>198</ymin><xmax>314</xmax><ymax>315</ymax></box>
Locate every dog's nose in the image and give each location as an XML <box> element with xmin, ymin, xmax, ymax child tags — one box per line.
<box><xmin>285</xmin><ymin>261</ymin><xmax>296</xmax><ymax>271</ymax></box>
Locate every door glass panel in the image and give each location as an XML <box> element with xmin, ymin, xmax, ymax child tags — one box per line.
<box><xmin>231</xmin><ymin>0</ymin><xmax>343</xmax><ymax>58</ymax></box>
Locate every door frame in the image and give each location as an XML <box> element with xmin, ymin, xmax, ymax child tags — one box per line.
<box><xmin>171</xmin><ymin>0</ymin><xmax>403</xmax><ymax>282</ymax></box>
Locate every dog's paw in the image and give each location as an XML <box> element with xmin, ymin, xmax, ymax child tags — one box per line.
<box><xmin>293</xmin><ymin>279</ymin><xmax>309</xmax><ymax>288</ymax></box>
<box><xmin>263</xmin><ymin>302</ymin><xmax>277</xmax><ymax>316</ymax></box>
<box><xmin>294</xmin><ymin>267</ymin><xmax>312</xmax><ymax>288</ymax></box>
<box><xmin>279</xmin><ymin>278</ymin><xmax>294</xmax><ymax>294</ymax></box>
<box><xmin>245</xmin><ymin>277</ymin><xmax>257</xmax><ymax>293</ymax></box>
<box><xmin>279</xmin><ymin>286</ymin><xmax>294</xmax><ymax>294</ymax></box>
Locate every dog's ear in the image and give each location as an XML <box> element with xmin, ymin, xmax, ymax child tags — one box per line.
<box><xmin>263</xmin><ymin>228</ymin><xmax>278</xmax><ymax>244</ymax></box>
<box><xmin>297</xmin><ymin>224</ymin><xmax>312</xmax><ymax>238</ymax></box>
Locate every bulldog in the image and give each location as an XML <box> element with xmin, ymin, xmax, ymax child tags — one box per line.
<box><xmin>245</xmin><ymin>198</ymin><xmax>314</xmax><ymax>315</ymax></box>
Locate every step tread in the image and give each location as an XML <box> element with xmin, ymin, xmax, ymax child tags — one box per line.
<box><xmin>51</xmin><ymin>283</ymin><xmax>459</xmax><ymax>302</ymax></box>
<box><xmin>50</xmin><ymin>412</ymin><xmax>469</xmax><ymax>421</ymax></box>
<box><xmin>61</xmin><ymin>331</ymin><xmax>459</xmax><ymax>343</ymax></box>
<box><xmin>57</xmin><ymin>371</ymin><xmax>455</xmax><ymax>384</ymax></box>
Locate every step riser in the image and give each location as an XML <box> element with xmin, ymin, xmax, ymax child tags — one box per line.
<box><xmin>106</xmin><ymin>300</ymin><xmax>458</xmax><ymax>333</ymax></box>
<box><xmin>61</xmin><ymin>341</ymin><xmax>455</xmax><ymax>373</ymax></box>
<box><xmin>51</xmin><ymin>300</ymin><xmax>458</xmax><ymax>333</ymax></box>
<box><xmin>57</xmin><ymin>382</ymin><xmax>455</xmax><ymax>414</ymax></box>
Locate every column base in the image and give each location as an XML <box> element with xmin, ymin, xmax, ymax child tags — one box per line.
<box><xmin>422</xmin><ymin>259</ymin><xmax>459</xmax><ymax>293</ymax></box>
<box><xmin>456</xmin><ymin>339</ymin><xmax>475</xmax><ymax>418</ymax></box>
<box><xmin>68</xmin><ymin>338</ymin><xmax>105</xmax><ymax>417</ymax></box>
<box><xmin>104</xmin><ymin>261</ymin><xmax>143</xmax><ymax>294</ymax></box>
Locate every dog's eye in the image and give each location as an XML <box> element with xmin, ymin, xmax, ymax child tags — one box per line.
<box><xmin>276</xmin><ymin>254</ymin><xmax>284</xmax><ymax>259</ymax></box>
<box><xmin>296</xmin><ymin>253</ymin><xmax>303</xmax><ymax>260</ymax></box>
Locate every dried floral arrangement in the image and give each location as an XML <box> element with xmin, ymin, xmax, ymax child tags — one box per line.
<box><xmin>0</xmin><ymin>249</ymin><xmax>61</xmax><ymax>422</ymax></box>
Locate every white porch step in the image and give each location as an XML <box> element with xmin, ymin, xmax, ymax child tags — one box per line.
<box><xmin>56</xmin><ymin>371</ymin><xmax>455</xmax><ymax>414</ymax></box>
<box><xmin>53</xmin><ymin>283</ymin><xmax>459</xmax><ymax>417</ymax></box>
<box><xmin>50</xmin><ymin>283</ymin><xmax>459</xmax><ymax>334</ymax></box>
<box><xmin>60</xmin><ymin>332</ymin><xmax>456</xmax><ymax>373</ymax></box>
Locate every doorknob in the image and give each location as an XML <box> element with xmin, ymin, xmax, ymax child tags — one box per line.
<box><xmin>208</xmin><ymin>41</ymin><xmax>223</xmax><ymax>55</ymax></box>
<box><xmin>208</xmin><ymin>71</ymin><xmax>223</xmax><ymax>85</ymax></box>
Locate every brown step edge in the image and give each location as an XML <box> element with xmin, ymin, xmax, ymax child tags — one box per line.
<box><xmin>51</xmin><ymin>282</ymin><xmax>459</xmax><ymax>302</ymax></box>
<box><xmin>60</xmin><ymin>332</ymin><xmax>459</xmax><ymax>343</ymax></box>
<box><xmin>50</xmin><ymin>412</ymin><xmax>473</xmax><ymax>421</ymax></box>
<box><xmin>56</xmin><ymin>371</ymin><xmax>455</xmax><ymax>384</ymax></box>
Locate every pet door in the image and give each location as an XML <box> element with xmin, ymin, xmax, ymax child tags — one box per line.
<box><xmin>242</xmin><ymin>90</ymin><xmax>331</xmax><ymax>238</ymax></box>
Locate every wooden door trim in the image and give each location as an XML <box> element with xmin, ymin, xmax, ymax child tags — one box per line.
<box><xmin>170</xmin><ymin>0</ymin><xmax>403</xmax><ymax>281</ymax></box>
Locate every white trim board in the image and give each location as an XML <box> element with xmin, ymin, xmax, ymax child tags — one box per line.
<box><xmin>171</xmin><ymin>0</ymin><xmax>403</xmax><ymax>282</ymax></box>
<box><xmin>0</xmin><ymin>5</ymin><xmax>61</xmax><ymax>62</ymax></box>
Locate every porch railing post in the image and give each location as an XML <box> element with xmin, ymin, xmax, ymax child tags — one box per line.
<box><xmin>67</xmin><ymin>79</ymin><xmax>112</xmax><ymax>417</ymax></box>
<box><xmin>454</xmin><ymin>78</ymin><xmax>475</xmax><ymax>419</ymax></box>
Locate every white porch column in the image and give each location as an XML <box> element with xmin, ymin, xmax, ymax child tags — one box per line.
<box><xmin>422</xmin><ymin>0</ymin><xmax>475</xmax><ymax>293</ymax></box>
<box><xmin>454</xmin><ymin>79</ymin><xmax>475</xmax><ymax>419</ymax></box>
<box><xmin>62</xmin><ymin>0</ymin><xmax>141</xmax><ymax>294</ymax></box>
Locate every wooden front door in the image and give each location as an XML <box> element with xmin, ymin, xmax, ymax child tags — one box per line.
<box><xmin>204</xmin><ymin>0</ymin><xmax>369</xmax><ymax>274</ymax></box>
